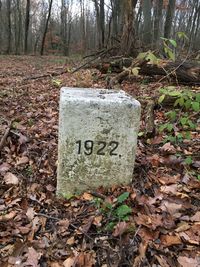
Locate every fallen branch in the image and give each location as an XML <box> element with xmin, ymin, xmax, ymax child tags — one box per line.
<box><xmin>0</xmin><ymin>121</ymin><xmax>12</xmax><ymax>152</ymax></box>
<box><xmin>23</xmin><ymin>70</ymin><xmax>66</xmax><ymax>81</ymax></box>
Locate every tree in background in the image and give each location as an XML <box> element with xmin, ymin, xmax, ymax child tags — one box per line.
<box><xmin>0</xmin><ymin>0</ymin><xmax>199</xmax><ymax>57</ymax></box>
<box><xmin>24</xmin><ymin>0</ymin><xmax>30</xmax><ymax>54</ymax></box>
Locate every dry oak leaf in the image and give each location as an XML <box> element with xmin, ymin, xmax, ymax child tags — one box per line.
<box><xmin>158</xmin><ymin>174</ymin><xmax>180</xmax><ymax>185</ymax></box>
<box><xmin>0</xmin><ymin>162</ymin><xmax>11</xmax><ymax>173</ymax></box>
<box><xmin>63</xmin><ymin>257</ymin><xmax>75</xmax><ymax>267</ymax></box>
<box><xmin>82</xmin><ymin>192</ymin><xmax>93</xmax><ymax>201</ymax></box>
<box><xmin>160</xmin><ymin>234</ymin><xmax>182</xmax><ymax>246</ymax></box>
<box><xmin>160</xmin><ymin>184</ymin><xmax>178</xmax><ymax>194</ymax></box>
<box><xmin>135</xmin><ymin>214</ymin><xmax>163</xmax><ymax>230</ymax></box>
<box><xmin>26</xmin><ymin>207</ymin><xmax>36</xmax><ymax>221</ymax></box>
<box><xmin>75</xmin><ymin>252</ymin><xmax>96</xmax><ymax>267</ymax></box>
<box><xmin>178</xmin><ymin>256</ymin><xmax>200</xmax><ymax>267</ymax></box>
<box><xmin>160</xmin><ymin>200</ymin><xmax>182</xmax><ymax>216</ymax></box>
<box><xmin>113</xmin><ymin>221</ymin><xmax>128</xmax><ymax>237</ymax></box>
<box><xmin>4</xmin><ymin>172</ymin><xmax>19</xmax><ymax>185</ymax></box>
<box><xmin>160</xmin><ymin>142</ymin><xmax>176</xmax><ymax>154</ymax></box>
<box><xmin>190</xmin><ymin>211</ymin><xmax>200</xmax><ymax>222</ymax></box>
<box><xmin>16</xmin><ymin>156</ymin><xmax>29</xmax><ymax>165</ymax></box>
<box><xmin>24</xmin><ymin>247</ymin><xmax>41</xmax><ymax>267</ymax></box>
<box><xmin>0</xmin><ymin>210</ymin><xmax>16</xmax><ymax>222</ymax></box>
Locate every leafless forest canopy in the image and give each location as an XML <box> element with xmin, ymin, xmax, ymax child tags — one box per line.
<box><xmin>0</xmin><ymin>0</ymin><xmax>199</xmax><ymax>57</ymax></box>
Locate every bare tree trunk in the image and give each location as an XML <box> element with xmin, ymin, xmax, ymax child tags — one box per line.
<box><xmin>40</xmin><ymin>0</ymin><xmax>53</xmax><ymax>55</ymax></box>
<box><xmin>164</xmin><ymin>0</ymin><xmax>176</xmax><ymax>39</ymax></box>
<box><xmin>24</xmin><ymin>0</ymin><xmax>30</xmax><ymax>54</ymax></box>
<box><xmin>0</xmin><ymin>0</ymin><xmax>2</xmax><ymax>52</ymax></box>
<box><xmin>153</xmin><ymin>0</ymin><xmax>163</xmax><ymax>48</ymax></box>
<box><xmin>188</xmin><ymin>0</ymin><xmax>200</xmax><ymax>52</ymax></box>
<box><xmin>93</xmin><ymin>0</ymin><xmax>105</xmax><ymax>49</ymax></box>
<box><xmin>142</xmin><ymin>0</ymin><xmax>152</xmax><ymax>47</ymax></box>
<box><xmin>120</xmin><ymin>0</ymin><xmax>137</xmax><ymax>56</ymax></box>
<box><xmin>6</xmin><ymin>0</ymin><xmax>12</xmax><ymax>54</ymax></box>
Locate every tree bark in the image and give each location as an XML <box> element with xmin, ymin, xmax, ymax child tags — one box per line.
<box><xmin>120</xmin><ymin>0</ymin><xmax>137</xmax><ymax>56</ymax></box>
<box><xmin>142</xmin><ymin>0</ymin><xmax>152</xmax><ymax>46</ymax></box>
<box><xmin>6</xmin><ymin>0</ymin><xmax>12</xmax><ymax>54</ymax></box>
<box><xmin>40</xmin><ymin>0</ymin><xmax>53</xmax><ymax>55</ymax></box>
<box><xmin>164</xmin><ymin>0</ymin><xmax>176</xmax><ymax>39</ymax></box>
<box><xmin>24</xmin><ymin>0</ymin><xmax>30</xmax><ymax>54</ymax></box>
<box><xmin>153</xmin><ymin>0</ymin><xmax>163</xmax><ymax>48</ymax></box>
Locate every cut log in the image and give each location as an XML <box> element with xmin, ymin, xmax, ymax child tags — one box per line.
<box><xmin>138</xmin><ymin>60</ymin><xmax>200</xmax><ymax>85</ymax></box>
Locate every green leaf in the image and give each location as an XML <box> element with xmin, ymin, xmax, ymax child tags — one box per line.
<box><xmin>168</xmin><ymin>90</ymin><xmax>181</xmax><ymax>97</ymax></box>
<box><xmin>169</xmin><ymin>39</ymin><xmax>177</xmax><ymax>47</ymax></box>
<box><xmin>52</xmin><ymin>79</ymin><xmax>62</xmax><ymax>87</ymax></box>
<box><xmin>117</xmin><ymin>192</ymin><xmax>130</xmax><ymax>204</ymax></box>
<box><xmin>158</xmin><ymin>94</ymin><xmax>165</xmax><ymax>104</ymax></box>
<box><xmin>105</xmin><ymin>222</ymin><xmax>115</xmax><ymax>231</ymax></box>
<box><xmin>167</xmin><ymin>49</ymin><xmax>175</xmax><ymax>61</ymax></box>
<box><xmin>116</xmin><ymin>205</ymin><xmax>132</xmax><ymax>219</ymax></box>
<box><xmin>160</xmin><ymin>37</ymin><xmax>168</xmax><ymax>41</ymax></box>
<box><xmin>188</xmin><ymin>120</ymin><xmax>196</xmax><ymax>129</ymax></box>
<box><xmin>167</xmin><ymin>123</ymin><xmax>173</xmax><ymax>132</ymax></box>
<box><xmin>184</xmin><ymin>131</ymin><xmax>191</xmax><ymax>140</ymax></box>
<box><xmin>132</xmin><ymin>67</ymin><xmax>140</xmax><ymax>76</ymax></box>
<box><xmin>180</xmin><ymin>117</ymin><xmax>188</xmax><ymax>126</ymax></box>
<box><xmin>192</xmin><ymin>101</ymin><xmax>200</xmax><ymax>112</ymax></box>
<box><xmin>184</xmin><ymin>99</ymin><xmax>191</xmax><ymax>110</ymax></box>
<box><xmin>195</xmin><ymin>93</ymin><xmax>200</xmax><ymax>102</ymax></box>
<box><xmin>197</xmin><ymin>175</ymin><xmax>200</xmax><ymax>181</ymax></box>
<box><xmin>138</xmin><ymin>132</ymin><xmax>144</xmax><ymax>137</ymax></box>
<box><xmin>185</xmin><ymin>156</ymin><xmax>192</xmax><ymax>165</ymax></box>
<box><xmin>177</xmin><ymin>31</ymin><xmax>188</xmax><ymax>40</ymax></box>
<box><xmin>137</xmin><ymin>52</ymin><xmax>148</xmax><ymax>60</ymax></box>
<box><xmin>179</xmin><ymin>97</ymin><xmax>184</xmax><ymax>106</ymax></box>
<box><xmin>146</xmin><ymin>51</ymin><xmax>159</xmax><ymax>65</ymax></box>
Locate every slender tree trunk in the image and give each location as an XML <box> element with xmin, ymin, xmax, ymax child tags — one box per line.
<box><xmin>188</xmin><ymin>1</ymin><xmax>199</xmax><ymax>51</ymax></box>
<box><xmin>153</xmin><ymin>0</ymin><xmax>163</xmax><ymax>47</ymax></box>
<box><xmin>99</xmin><ymin>0</ymin><xmax>105</xmax><ymax>47</ymax></box>
<box><xmin>142</xmin><ymin>0</ymin><xmax>152</xmax><ymax>46</ymax></box>
<box><xmin>6</xmin><ymin>0</ymin><xmax>12</xmax><ymax>54</ymax></box>
<box><xmin>93</xmin><ymin>0</ymin><xmax>105</xmax><ymax>49</ymax></box>
<box><xmin>164</xmin><ymin>0</ymin><xmax>176</xmax><ymax>39</ymax></box>
<box><xmin>0</xmin><ymin>0</ymin><xmax>2</xmax><ymax>52</ymax></box>
<box><xmin>40</xmin><ymin>0</ymin><xmax>53</xmax><ymax>55</ymax></box>
<box><xmin>24</xmin><ymin>0</ymin><xmax>30</xmax><ymax>54</ymax></box>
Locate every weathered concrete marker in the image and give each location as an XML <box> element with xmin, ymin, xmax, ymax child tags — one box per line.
<box><xmin>57</xmin><ymin>87</ymin><xmax>141</xmax><ymax>196</ymax></box>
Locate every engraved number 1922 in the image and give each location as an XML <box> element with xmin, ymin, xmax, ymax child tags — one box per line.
<box><xmin>76</xmin><ymin>140</ymin><xmax>119</xmax><ymax>156</ymax></box>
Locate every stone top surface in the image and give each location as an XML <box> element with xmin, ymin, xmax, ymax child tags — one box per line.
<box><xmin>60</xmin><ymin>87</ymin><xmax>140</xmax><ymax>105</ymax></box>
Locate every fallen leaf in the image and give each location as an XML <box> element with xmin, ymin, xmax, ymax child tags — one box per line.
<box><xmin>160</xmin><ymin>234</ymin><xmax>182</xmax><ymax>246</ymax></box>
<box><xmin>158</xmin><ymin>174</ymin><xmax>180</xmax><ymax>185</ymax></box>
<box><xmin>160</xmin><ymin>200</ymin><xmax>182</xmax><ymax>216</ymax></box>
<box><xmin>4</xmin><ymin>172</ymin><xmax>19</xmax><ymax>185</ymax></box>
<box><xmin>178</xmin><ymin>256</ymin><xmax>200</xmax><ymax>267</ymax></box>
<box><xmin>190</xmin><ymin>211</ymin><xmax>200</xmax><ymax>222</ymax></box>
<box><xmin>113</xmin><ymin>221</ymin><xmax>127</xmax><ymax>237</ymax></box>
<box><xmin>24</xmin><ymin>247</ymin><xmax>41</xmax><ymax>267</ymax></box>
<box><xmin>26</xmin><ymin>207</ymin><xmax>35</xmax><ymax>221</ymax></box>
<box><xmin>0</xmin><ymin>162</ymin><xmax>11</xmax><ymax>173</ymax></box>
<box><xmin>67</xmin><ymin>236</ymin><xmax>75</xmax><ymax>245</ymax></box>
<box><xmin>19</xmin><ymin>133</ymin><xmax>29</xmax><ymax>144</ymax></box>
<box><xmin>63</xmin><ymin>257</ymin><xmax>75</xmax><ymax>267</ymax></box>
<box><xmin>16</xmin><ymin>156</ymin><xmax>29</xmax><ymax>165</ymax></box>
<box><xmin>160</xmin><ymin>184</ymin><xmax>178</xmax><ymax>194</ymax></box>
<box><xmin>160</xmin><ymin>142</ymin><xmax>176</xmax><ymax>154</ymax></box>
<box><xmin>82</xmin><ymin>192</ymin><xmax>93</xmax><ymax>201</ymax></box>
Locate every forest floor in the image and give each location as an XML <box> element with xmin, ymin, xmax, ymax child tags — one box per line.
<box><xmin>0</xmin><ymin>56</ymin><xmax>200</xmax><ymax>267</ymax></box>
